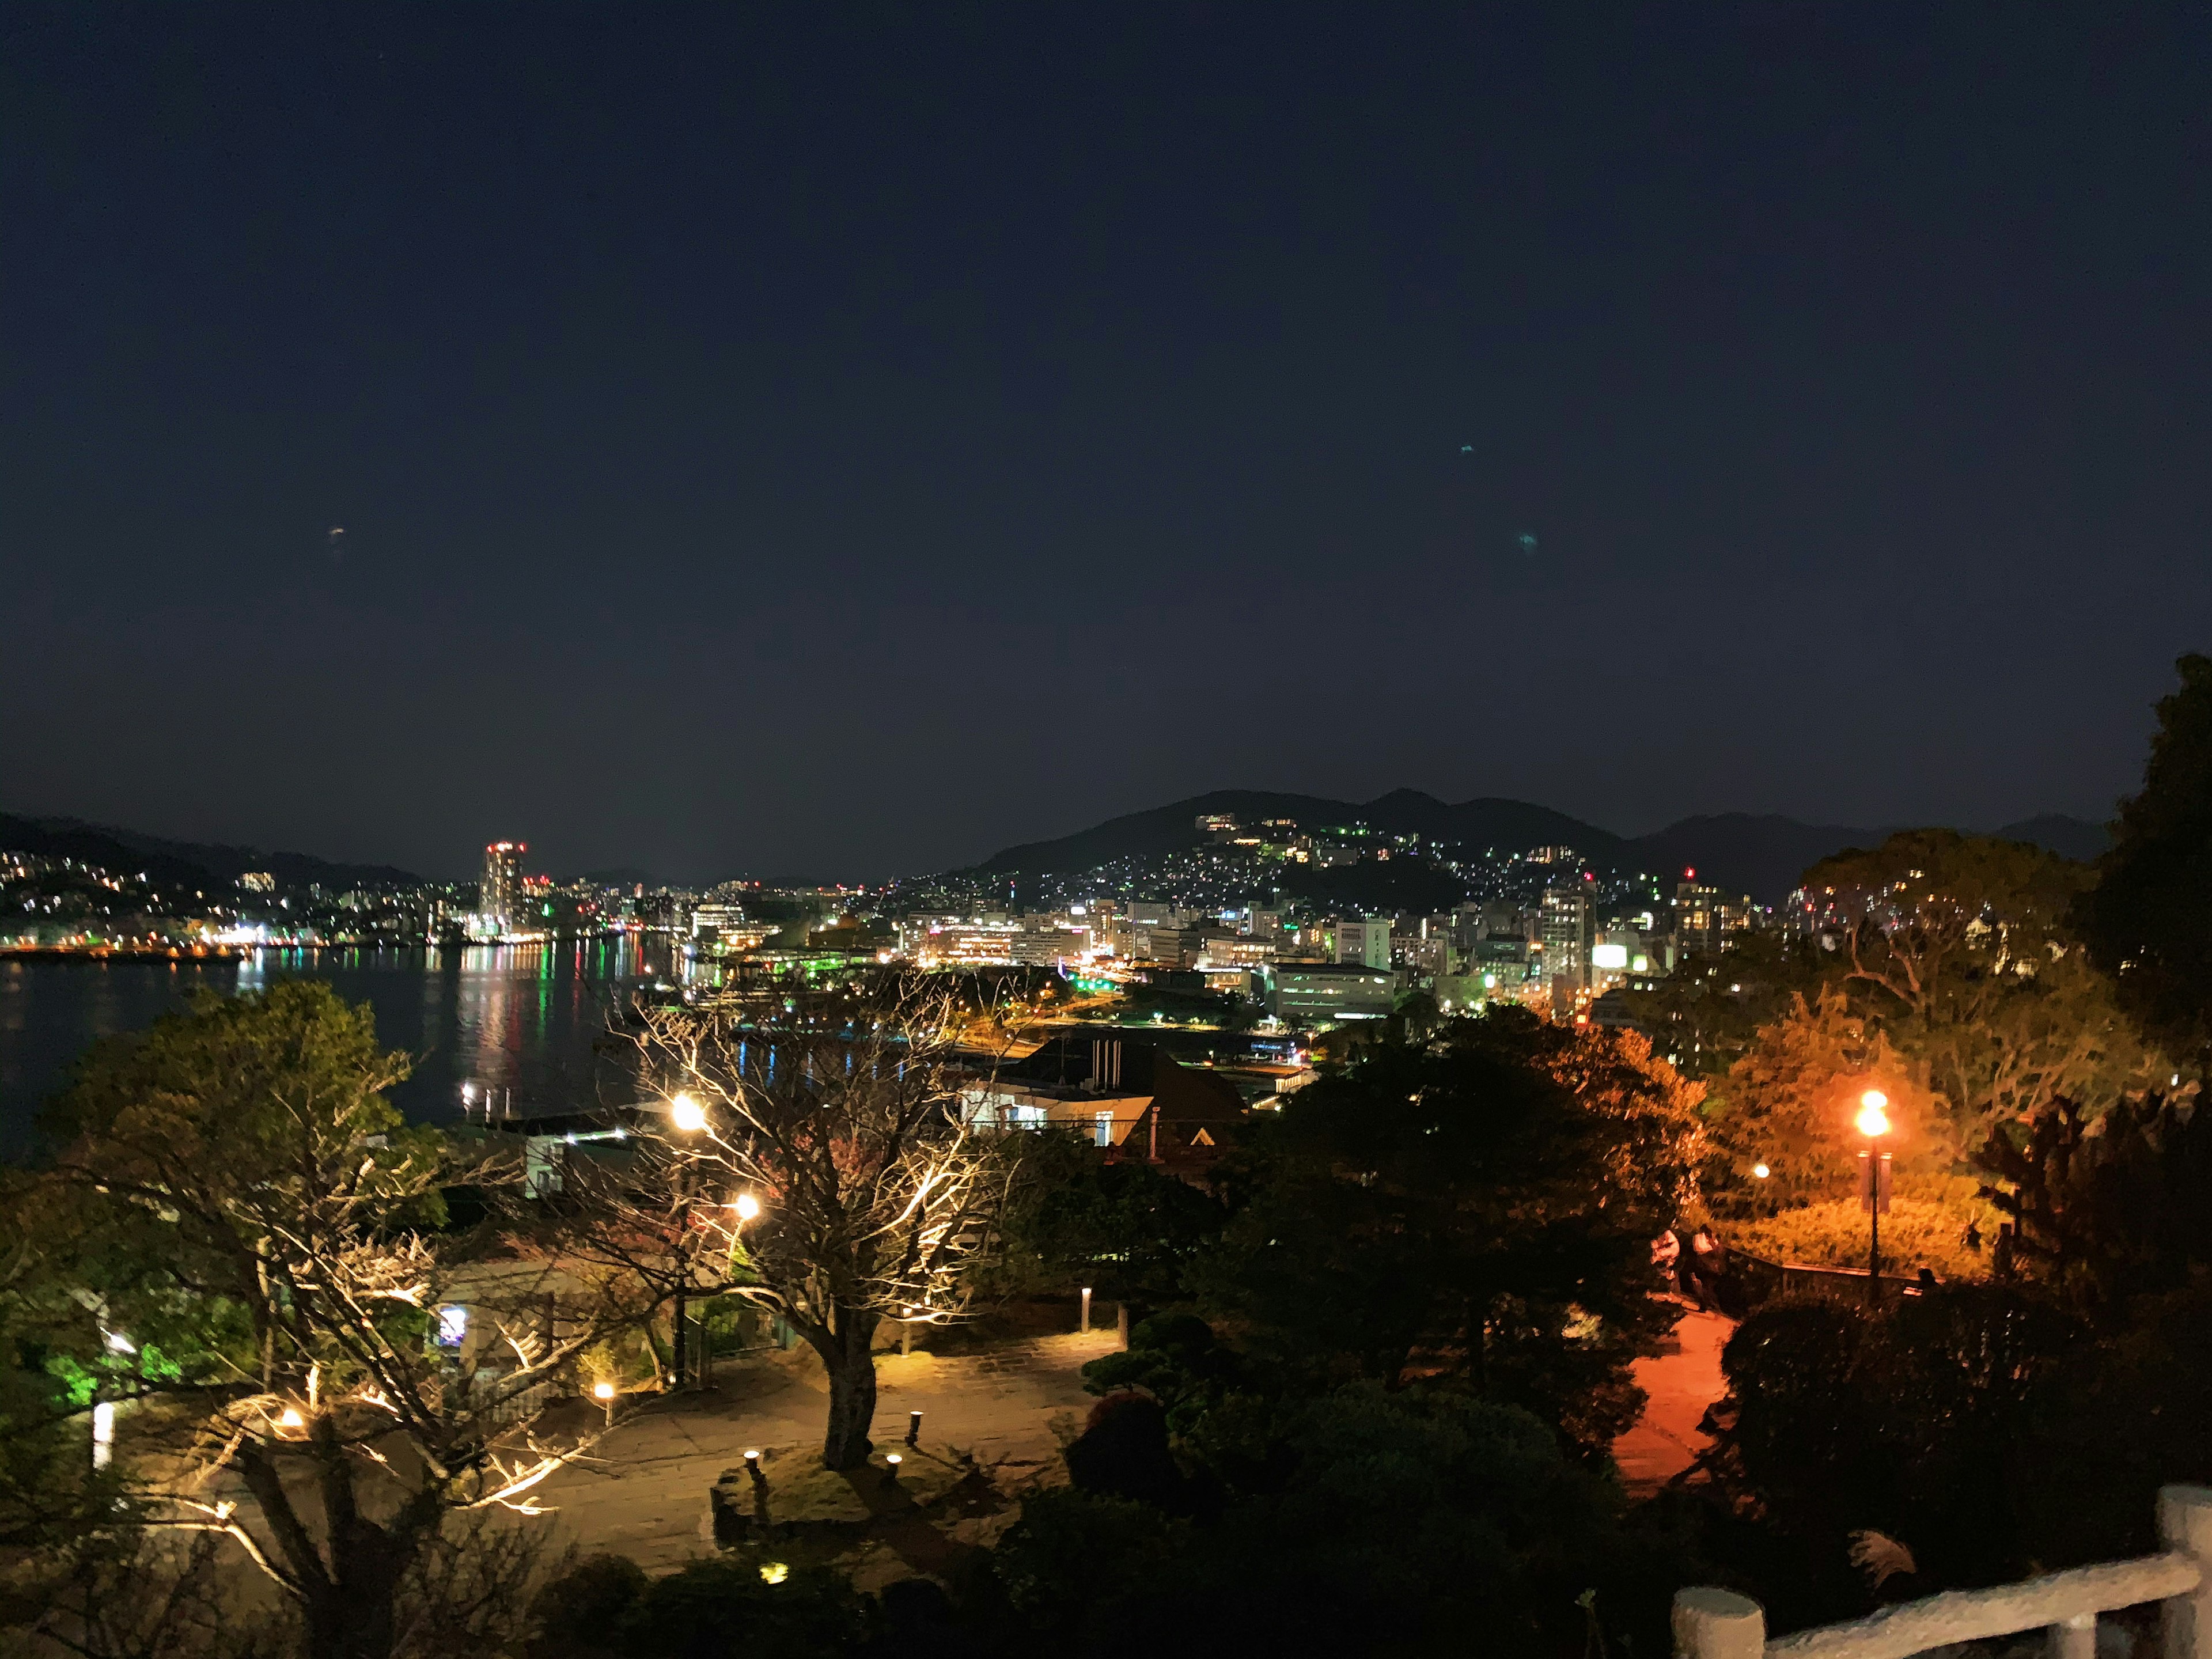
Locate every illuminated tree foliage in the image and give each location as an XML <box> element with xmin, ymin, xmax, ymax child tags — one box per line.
<box><xmin>34</xmin><ymin>983</ymin><xmax>637</xmax><ymax>1659</ymax></box>
<box><xmin>613</xmin><ymin>983</ymin><xmax>1016</xmax><ymax>1469</ymax></box>
<box><xmin>1705</xmin><ymin>986</ymin><xmax>1940</xmax><ymax>1215</ymax></box>
<box><xmin>1794</xmin><ymin>830</ymin><xmax>2163</xmax><ymax>1135</ymax></box>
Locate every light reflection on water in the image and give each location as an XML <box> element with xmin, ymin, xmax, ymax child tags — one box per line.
<box><xmin>0</xmin><ymin>940</ymin><xmax>674</xmax><ymax>1157</ymax></box>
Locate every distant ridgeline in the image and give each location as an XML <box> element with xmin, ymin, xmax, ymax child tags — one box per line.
<box><xmin>0</xmin><ymin>813</ymin><xmax>421</xmax><ymax>896</ymax></box>
<box><xmin>946</xmin><ymin>790</ymin><xmax>2109</xmax><ymax>908</ymax></box>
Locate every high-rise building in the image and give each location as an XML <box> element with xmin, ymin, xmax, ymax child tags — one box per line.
<box><xmin>480</xmin><ymin>842</ymin><xmax>525</xmax><ymax>935</ymax></box>
<box><xmin>1675</xmin><ymin>875</ymin><xmax>1753</xmax><ymax>957</ymax></box>
<box><xmin>1539</xmin><ymin>886</ymin><xmax>1594</xmax><ymax>994</ymax></box>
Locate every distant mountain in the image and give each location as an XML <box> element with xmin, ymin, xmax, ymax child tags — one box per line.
<box><xmin>1622</xmin><ymin>815</ymin><xmax>1895</xmax><ymax>904</ymax></box>
<box><xmin>0</xmin><ymin>814</ymin><xmax>422</xmax><ymax>893</ymax></box>
<box><xmin>980</xmin><ymin>790</ymin><xmax>1623</xmax><ymax>877</ymax></box>
<box><xmin>977</xmin><ymin>793</ymin><xmax>2112</xmax><ymax>903</ymax></box>
<box><xmin>1991</xmin><ymin>814</ymin><xmax>2109</xmax><ymax>864</ymax></box>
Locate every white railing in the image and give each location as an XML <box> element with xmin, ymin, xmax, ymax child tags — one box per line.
<box><xmin>1675</xmin><ymin>1486</ymin><xmax>2212</xmax><ymax>1659</ymax></box>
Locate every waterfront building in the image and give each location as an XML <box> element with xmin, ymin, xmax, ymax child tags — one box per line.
<box><xmin>480</xmin><ymin>842</ymin><xmax>525</xmax><ymax>935</ymax></box>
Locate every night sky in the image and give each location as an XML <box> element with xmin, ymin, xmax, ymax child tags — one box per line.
<box><xmin>5</xmin><ymin>5</ymin><xmax>2209</xmax><ymax>882</ymax></box>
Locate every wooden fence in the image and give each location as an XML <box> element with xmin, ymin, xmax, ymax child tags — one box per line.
<box><xmin>1675</xmin><ymin>1486</ymin><xmax>2212</xmax><ymax>1659</ymax></box>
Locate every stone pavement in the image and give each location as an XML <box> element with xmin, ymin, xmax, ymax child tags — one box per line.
<box><xmin>528</xmin><ymin>1330</ymin><xmax>1123</xmax><ymax>1571</ymax></box>
<box><xmin>1612</xmin><ymin>1308</ymin><xmax>1733</xmax><ymax>1493</ymax></box>
<box><xmin>525</xmin><ymin>1312</ymin><xmax>1732</xmax><ymax>1570</ymax></box>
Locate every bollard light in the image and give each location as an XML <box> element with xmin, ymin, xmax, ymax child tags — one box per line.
<box><xmin>1080</xmin><ymin>1286</ymin><xmax>1092</xmax><ymax>1334</ymax></box>
<box><xmin>907</xmin><ymin>1410</ymin><xmax>922</xmax><ymax>1446</ymax></box>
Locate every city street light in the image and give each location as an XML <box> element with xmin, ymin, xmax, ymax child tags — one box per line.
<box><xmin>1857</xmin><ymin>1089</ymin><xmax>1892</xmax><ymax>1304</ymax></box>
<box><xmin>666</xmin><ymin>1091</ymin><xmax>708</xmax><ymax>1389</ymax></box>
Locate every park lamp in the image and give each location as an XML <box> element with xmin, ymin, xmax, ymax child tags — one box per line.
<box><xmin>592</xmin><ymin>1381</ymin><xmax>615</xmax><ymax>1403</ymax></box>
<box><xmin>730</xmin><ymin>1192</ymin><xmax>761</xmax><ymax>1222</ymax></box>
<box><xmin>670</xmin><ymin>1092</ymin><xmax>707</xmax><ymax>1133</ymax></box>
<box><xmin>1855</xmin><ymin>1089</ymin><xmax>1892</xmax><ymax>1140</ymax></box>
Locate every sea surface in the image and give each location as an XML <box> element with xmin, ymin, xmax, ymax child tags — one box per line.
<box><xmin>0</xmin><ymin>940</ymin><xmax>676</xmax><ymax>1158</ymax></box>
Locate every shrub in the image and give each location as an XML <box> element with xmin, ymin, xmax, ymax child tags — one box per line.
<box><xmin>524</xmin><ymin>1555</ymin><xmax>646</xmax><ymax>1659</ymax></box>
<box><xmin>618</xmin><ymin>1559</ymin><xmax>874</xmax><ymax>1659</ymax></box>
<box><xmin>1722</xmin><ymin>1190</ymin><xmax>1991</xmax><ymax>1280</ymax></box>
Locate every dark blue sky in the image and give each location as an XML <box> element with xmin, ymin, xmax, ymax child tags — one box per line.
<box><xmin>5</xmin><ymin>3</ymin><xmax>2208</xmax><ymax>881</ymax></box>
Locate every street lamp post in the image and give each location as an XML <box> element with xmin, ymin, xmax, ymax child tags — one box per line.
<box><xmin>669</xmin><ymin>1092</ymin><xmax>705</xmax><ymax>1389</ymax></box>
<box><xmin>1855</xmin><ymin>1089</ymin><xmax>1892</xmax><ymax>1306</ymax></box>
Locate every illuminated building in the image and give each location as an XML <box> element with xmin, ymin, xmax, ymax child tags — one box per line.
<box><xmin>480</xmin><ymin>842</ymin><xmax>525</xmax><ymax>935</ymax></box>
<box><xmin>1196</xmin><ymin>931</ymin><xmax>1278</xmax><ymax>969</ymax></box>
<box><xmin>1335</xmin><ymin>916</ymin><xmax>1392</xmax><ymax>969</ymax></box>
<box><xmin>1540</xmin><ymin>886</ymin><xmax>1594</xmax><ymax>994</ymax></box>
<box><xmin>1675</xmin><ymin>874</ymin><xmax>1755</xmax><ymax>956</ymax></box>
<box><xmin>1255</xmin><ymin>960</ymin><xmax>1396</xmax><ymax>1024</ymax></box>
<box><xmin>961</xmin><ymin>1034</ymin><xmax>1245</xmax><ymax>1160</ymax></box>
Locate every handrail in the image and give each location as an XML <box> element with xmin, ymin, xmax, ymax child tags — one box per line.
<box><xmin>1767</xmin><ymin>1553</ymin><xmax>2198</xmax><ymax>1659</ymax></box>
<box><xmin>1675</xmin><ymin>1485</ymin><xmax>2212</xmax><ymax>1659</ymax></box>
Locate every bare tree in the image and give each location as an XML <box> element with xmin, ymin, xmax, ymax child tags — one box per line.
<box><xmin>36</xmin><ymin>984</ymin><xmax>649</xmax><ymax>1659</ymax></box>
<box><xmin>599</xmin><ymin>980</ymin><xmax>1017</xmax><ymax>1469</ymax></box>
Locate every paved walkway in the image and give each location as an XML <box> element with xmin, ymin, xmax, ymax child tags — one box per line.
<box><xmin>1612</xmin><ymin>1308</ymin><xmax>1733</xmax><ymax>1493</ymax></box>
<box><xmin>530</xmin><ymin>1331</ymin><xmax>1121</xmax><ymax>1570</ymax></box>
<box><xmin>528</xmin><ymin>1309</ymin><xmax>1732</xmax><ymax>1567</ymax></box>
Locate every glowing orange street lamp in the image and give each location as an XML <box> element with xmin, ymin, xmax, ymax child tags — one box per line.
<box><xmin>1856</xmin><ymin>1089</ymin><xmax>1892</xmax><ymax>1303</ymax></box>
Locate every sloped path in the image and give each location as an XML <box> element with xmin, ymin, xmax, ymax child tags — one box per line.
<box><xmin>1613</xmin><ymin>1308</ymin><xmax>1733</xmax><ymax>1493</ymax></box>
